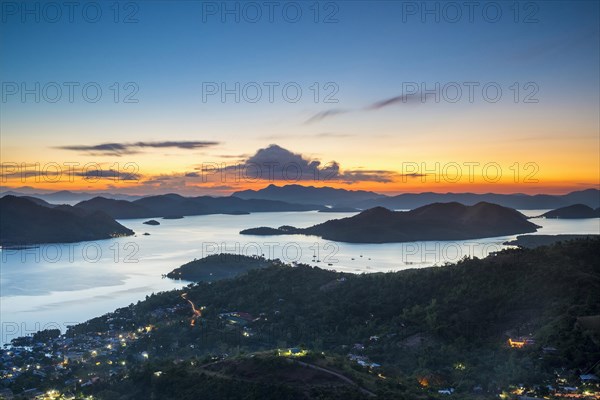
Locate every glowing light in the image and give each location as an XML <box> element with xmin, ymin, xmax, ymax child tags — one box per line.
<box><xmin>454</xmin><ymin>362</ymin><xmax>466</xmax><ymax>370</ymax></box>
<box><xmin>182</xmin><ymin>293</ymin><xmax>204</xmax><ymax>326</ymax></box>
<box><xmin>278</xmin><ymin>348</ymin><xmax>308</xmax><ymax>357</ymax></box>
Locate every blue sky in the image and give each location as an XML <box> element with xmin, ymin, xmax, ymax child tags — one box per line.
<box><xmin>1</xmin><ymin>1</ymin><xmax>599</xmax><ymax>194</ymax></box>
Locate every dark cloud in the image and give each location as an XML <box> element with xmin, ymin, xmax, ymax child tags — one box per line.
<box><xmin>339</xmin><ymin>169</ymin><xmax>396</xmax><ymax>184</ymax></box>
<box><xmin>232</xmin><ymin>144</ymin><xmax>340</xmax><ymax>181</ymax></box>
<box><xmin>214</xmin><ymin>154</ymin><xmax>250</xmax><ymax>159</ymax></box>
<box><xmin>76</xmin><ymin>169</ymin><xmax>141</xmax><ymax>181</ymax></box>
<box><xmin>55</xmin><ymin>141</ymin><xmax>220</xmax><ymax>156</ymax></box>
<box><xmin>213</xmin><ymin>144</ymin><xmax>395</xmax><ymax>184</ymax></box>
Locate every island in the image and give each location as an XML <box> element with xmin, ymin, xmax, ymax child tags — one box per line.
<box><xmin>166</xmin><ymin>254</ymin><xmax>273</xmax><ymax>282</ymax></box>
<box><xmin>0</xmin><ymin>195</ymin><xmax>134</xmax><ymax>246</ymax></box>
<box><xmin>143</xmin><ymin>219</ymin><xmax>160</xmax><ymax>225</ymax></box>
<box><xmin>241</xmin><ymin>202</ymin><xmax>540</xmax><ymax>243</ymax></box>
<box><xmin>539</xmin><ymin>204</ymin><xmax>600</xmax><ymax>219</ymax></box>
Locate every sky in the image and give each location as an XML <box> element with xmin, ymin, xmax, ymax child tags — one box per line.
<box><xmin>1</xmin><ymin>0</ymin><xmax>599</xmax><ymax>195</ymax></box>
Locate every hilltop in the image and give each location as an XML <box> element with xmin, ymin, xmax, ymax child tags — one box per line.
<box><xmin>232</xmin><ymin>185</ymin><xmax>600</xmax><ymax>210</ymax></box>
<box><xmin>167</xmin><ymin>254</ymin><xmax>273</xmax><ymax>282</ymax></box>
<box><xmin>0</xmin><ymin>195</ymin><xmax>134</xmax><ymax>246</ymax></box>
<box><xmin>540</xmin><ymin>204</ymin><xmax>600</xmax><ymax>219</ymax></box>
<box><xmin>233</xmin><ymin>184</ymin><xmax>385</xmax><ymax>206</ymax></box>
<box><xmin>241</xmin><ymin>202</ymin><xmax>539</xmax><ymax>243</ymax></box>
<box><xmin>73</xmin><ymin>194</ymin><xmax>324</xmax><ymax>219</ymax></box>
<box><xmin>12</xmin><ymin>238</ymin><xmax>598</xmax><ymax>399</ymax></box>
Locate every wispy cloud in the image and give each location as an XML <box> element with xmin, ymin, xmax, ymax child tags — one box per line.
<box><xmin>304</xmin><ymin>109</ymin><xmax>350</xmax><ymax>124</ymax></box>
<box><xmin>261</xmin><ymin>132</ymin><xmax>354</xmax><ymax>140</ymax></box>
<box><xmin>0</xmin><ymin>165</ymin><xmax>142</xmax><ymax>181</ymax></box>
<box><xmin>55</xmin><ymin>141</ymin><xmax>220</xmax><ymax>156</ymax></box>
<box><xmin>365</xmin><ymin>94</ymin><xmax>423</xmax><ymax>110</ymax></box>
<box><xmin>305</xmin><ymin>92</ymin><xmax>425</xmax><ymax>124</ymax></box>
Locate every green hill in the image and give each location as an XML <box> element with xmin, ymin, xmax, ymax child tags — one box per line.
<box><xmin>9</xmin><ymin>239</ymin><xmax>598</xmax><ymax>399</ymax></box>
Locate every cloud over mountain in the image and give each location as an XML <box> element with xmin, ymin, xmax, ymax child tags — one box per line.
<box><xmin>193</xmin><ymin>144</ymin><xmax>399</xmax><ymax>184</ymax></box>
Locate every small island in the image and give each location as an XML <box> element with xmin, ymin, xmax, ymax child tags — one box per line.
<box><xmin>166</xmin><ymin>254</ymin><xmax>273</xmax><ymax>282</ymax></box>
<box><xmin>143</xmin><ymin>219</ymin><xmax>160</xmax><ymax>225</ymax></box>
<box><xmin>241</xmin><ymin>202</ymin><xmax>540</xmax><ymax>243</ymax></box>
<box><xmin>163</xmin><ymin>215</ymin><xmax>184</xmax><ymax>220</ymax></box>
<box><xmin>539</xmin><ymin>204</ymin><xmax>600</xmax><ymax>219</ymax></box>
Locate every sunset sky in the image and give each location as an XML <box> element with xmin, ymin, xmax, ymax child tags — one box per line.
<box><xmin>1</xmin><ymin>1</ymin><xmax>599</xmax><ymax>195</ymax></box>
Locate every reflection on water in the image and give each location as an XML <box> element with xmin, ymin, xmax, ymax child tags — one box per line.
<box><xmin>1</xmin><ymin>210</ymin><xmax>598</xmax><ymax>343</ymax></box>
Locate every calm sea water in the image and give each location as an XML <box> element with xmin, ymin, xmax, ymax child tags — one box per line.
<box><xmin>1</xmin><ymin>210</ymin><xmax>598</xmax><ymax>344</ymax></box>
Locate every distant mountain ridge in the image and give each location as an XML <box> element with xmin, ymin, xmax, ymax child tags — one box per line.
<box><xmin>351</xmin><ymin>188</ymin><xmax>600</xmax><ymax>210</ymax></box>
<box><xmin>241</xmin><ymin>202</ymin><xmax>539</xmax><ymax>243</ymax></box>
<box><xmin>232</xmin><ymin>184</ymin><xmax>386</xmax><ymax>206</ymax></box>
<box><xmin>73</xmin><ymin>194</ymin><xmax>325</xmax><ymax>219</ymax></box>
<box><xmin>0</xmin><ymin>196</ymin><xmax>134</xmax><ymax>246</ymax></box>
<box><xmin>0</xmin><ymin>188</ymin><xmax>143</xmax><ymax>204</ymax></box>
<box><xmin>233</xmin><ymin>185</ymin><xmax>599</xmax><ymax>210</ymax></box>
<box><xmin>4</xmin><ymin>186</ymin><xmax>598</xmax><ymax>209</ymax></box>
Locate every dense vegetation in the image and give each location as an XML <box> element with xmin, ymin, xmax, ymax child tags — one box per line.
<box><xmin>504</xmin><ymin>234</ymin><xmax>599</xmax><ymax>248</ymax></box>
<box><xmin>0</xmin><ymin>195</ymin><xmax>133</xmax><ymax>246</ymax></box>
<box><xmin>241</xmin><ymin>202</ymin><xmax>539</xmax><ymax>242</ymax></box>
<box><xmin>540</xmin><ymin>204</ymin><xmax>600</xmax><ymax>219</ymax></box>
<box><xmin>166</xmin><ymin>254</ymin><xmax>272</xmax><ymax>281</ymax></box>
<box><xmin>74</xmin><ymin>193</ymin><xmax>324</xmax><ymax>219</ymax></box>
<box><xmin>63</xmin><ymin>238</ymin><xmax>600</xmax><ymax>399</ymax></box>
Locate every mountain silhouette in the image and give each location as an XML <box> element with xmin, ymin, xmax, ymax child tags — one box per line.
<box><xmin>241</xmin><ymin>202</ymin><xmax>539</xmax><ymax>243</ymax></box>
<box><xmin>74</xmin><ymin>194</ymin><xmax>325</xmax><ymax>219</ymax></box>
<box><xmin>0</xmin><ymin>196</ymin><xmax>134</xmax><ymax>246</ymax></box>
<box><xmin>540</xmin><ymin>204</ymin><xmax>600</xmax><ymax>219</ymax></box>
<box><xmin>233</xmin><ymin>185</ymin><xmax>599</xmax><ymax>210</ymax></box>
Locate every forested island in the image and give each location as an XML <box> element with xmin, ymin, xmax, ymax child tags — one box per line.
<box><xmin>167</xmin><ymin>254</ymin><xmax>271</xmax><ymax>282</ymax></box>
<box><xmin>241</xmin><ymin>202</ymin><xmax>539</xmax><ymax>243</ymax></box>
<box><xmin>0</xmin><ymin>195</ymin><xmax>134</xmax><ymax>246</ymax></box>
<box><xmin>540</xmin><ymin>204</ymin><xmax>600</xmax><ymax>219</ymax></box>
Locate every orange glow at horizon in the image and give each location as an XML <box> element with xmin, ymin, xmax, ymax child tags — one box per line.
<box><xmin>1</xmin><ymin>174</ymin><xmax>598</xmax><ymax>196</ymax></box>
